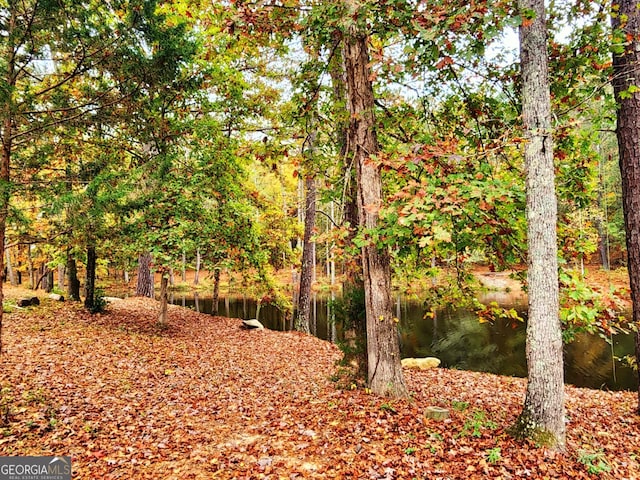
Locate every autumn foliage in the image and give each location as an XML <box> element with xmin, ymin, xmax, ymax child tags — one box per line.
<box><xmin>0</xmin><ymin>293</ymin><xmax>638</xmax><ymax>478</ymax></box>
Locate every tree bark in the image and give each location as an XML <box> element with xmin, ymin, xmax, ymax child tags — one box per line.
<box><xmin>194</xmin><ymin>248</ymin><xmax>201</xmax><ymax>286</ymax></box>
<box><xmin>66</xmin><ymin>253</ymin><xmax>81</xmax><ymax>301</ymax></box>
<box><xmin>296</xmin><ymin>174</ymin><xmax>317</xmax><ymax>334</ymax></box>
<box><xmin>211</xmin><ymin>267</ymin><xmax>221</xmax><ymax>315</ymax></box>
<box><xmin>5</xmin><ymin>249</ymin><xmax>16</xmax><ymax>286</ymax></box>
<box><xmin>330</xmin><ymin>28</ymin><xmax>368</xmax><ymax>380</ymax></box>
<box><xmin>343</xmin><ymin>2</ymin><xmax>407</xmax><ymax>397</ymax></box>
<box><xmin>158</xmin><ymin>273</ymin><xmax>168</xmax><ymax>326</ymax></box>
<box><xmin>511</xmin><ymin>0</ymin><xmax>565</xmax><ymax>449</ymax></box>
<box><xmin>84</xmin><ymin>245</ymin><xmax>97</xmax><ymax>311</ymax></box>
<box><xmin>57</xmin><ymin>264</ymin><xmax>65</xmax><ymax>290</ymax></box>
<box><xmin>136</xmin><ymin>252</ymin><xmax>154</xmax><ymax>298</ymax></box>
<box><xmin>612</xmin><ymin>0</ymin><xmax>640</xmax><ymax>413</ymax></box>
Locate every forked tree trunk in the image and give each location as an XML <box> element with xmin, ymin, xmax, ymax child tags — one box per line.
<box><xmin>511</xmin><ymin>0</ymin><xmax>565</xmax><ymax>449</ymax></box>
<box><xmin>330</xmin><ymin>29</ymin><xmax>368</xmax><ymax>380</ymax></box>
<box><xmin>343</xmin><ymin>1</ymin><xmax>407</xmax><ymax>397</ymax></box>
<box><xmin>136</xmin><ymin>252</ymin><xmax>154</xmax><ymax>298</ymax></box>
<box><xmin>612</xmin><ymin>0</ymin><xmax>640</xmax><ymax>413</ymax></box>
<box><xmin>295</xmin><ymin>174</ymin><xmax>317</xmax><ymax>334</ymax></box>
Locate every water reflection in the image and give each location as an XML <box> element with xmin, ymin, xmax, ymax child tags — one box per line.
<box><xmin>168</xmin><ymin>292</ymin><xmax>638</xmax><ymax>392</ymax></box>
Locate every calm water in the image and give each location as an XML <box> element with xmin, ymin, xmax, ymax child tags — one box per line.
<box><xmin>167</xmin><ymin>291</ymin><xmax>638</xmax><ymax>392</ymax></box>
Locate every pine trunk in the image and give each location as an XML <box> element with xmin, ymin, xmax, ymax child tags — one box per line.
<box><xmin>511</xmin><ymin>0</ymin><xmax>565</xmax><ymax>449</ymax></box>
<box><xmin>612</xmin><ymin>0</ymin><xmax>640</xmax><ymax>413</ymax></box>
<box><xmin>0</xmin><ymin>116</ymin><xmax>9</xmax><ymax>356</ymax></box>
<box><xmin>295</xmin><ymin>175</ymin><xmax>316</xmax><ymax>334</ymax></box>
<box><xmin>84</xmin><ymin>245</ymin><xmax>97</xmax><ymax>311</ymax></box>
<box><xmin>136</xmin><ymin>252</ymin><xmax>154</xmax><ymax>298</ymax></box>
<box><xmin>343</xmin><ymin>5</ymin><xmax>407</xmax><ymax>397</ymax></box>
<box><xmin>66</xmin><ymin>254</ymin><xmax>81</xmax><ymax>301</ymax></box>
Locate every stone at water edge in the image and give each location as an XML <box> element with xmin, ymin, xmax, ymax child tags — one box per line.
<box><xmin>424</xmin><ymin>406</ymin><xmax>450</xmax><ymax>420</ymax></box>
<box><xmin>401</xmin><ymin>357</ymin><xmax>441</xmax><ymax>370</ymax></box>
<box><xmin>241</xmin><ymin>319</ymin><xmax>265</xmax><ymax>330</ymax></box>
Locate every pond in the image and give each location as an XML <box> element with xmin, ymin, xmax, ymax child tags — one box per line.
<box><xmin>166</xmin><ymin>290</ymin><xmax>638</xmax><ymax>392</ymax></box>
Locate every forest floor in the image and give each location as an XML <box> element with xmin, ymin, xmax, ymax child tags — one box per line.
<box><xmin>0</xmin><ymin>285</ymin><xmax>639</xmax><ymax>479</ymax></box>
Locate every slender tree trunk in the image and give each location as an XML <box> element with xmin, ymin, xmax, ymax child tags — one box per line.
<box><xmin>158</xmin><ymin>273</ymin><xmax>168</xmax><ymax>326</ymax></box>
<box><xmin>343</xmin><ymin>2</ymin><xmax>407</xmax><ymax>397</ymax></box>
<box><xmin>511</xmin><ymin>0</ymin><xmax>565</xmax><ymax>449</ymax></box>
<box><xmin>211</xmin><ymin>267</ymin><xmax>221</xmax><ymax>315</ymax></box>
<box><xmin>136</xmin><ymin>252</ymin><xmax>154</xmax><ymax>298</ymax></box>
<box><xmin>181</xmin><ymin>251</ymin><xmax>186</xmax><ymax>282</ymax></box>
<box><xmin>5</xmin><ymin>249</ymin><xmax>15</xmax><ymax>286</ymax></box>
<box><xmin>27</xmin><ymin>244</ymin><xmax>34</xmax><ymax>289</ymax></box>
<box><xmin>45</xmin><ymin>269</ymin><xmax>53</xmax><ymax>293</ymax></box>
<box><xmin>66</xmin><ymin>253</ymin><xmax>81</xmax><ymax>301</ymax></box>
<box><xmin>58</xmin><ymin>264</ymin><xmax>65</xmax><ymax>290</ymax></box>
<box><xmin>84</xmin><ymin>245</ymin><xmax>97</xmax><ymax>311</ymax></box>
<box><xmin>296</xmin><ymin>175</ymin><xmax>317</xmax><ymax>334</ymax></box>
<box><xmin>612</xmin><ymin>0</ymin><xmax>640</xmax><ymax>413</ymax></box>
<box><xmin>194</xmin><ymin>248</ymin><xmax>201</xmax><ymax>286</ymax></box>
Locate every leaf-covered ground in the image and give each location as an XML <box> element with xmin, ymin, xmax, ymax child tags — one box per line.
<box><xmin>0</xmin><ymin>292</ymin><xmax>639</xmax><ymax>479</ymax></box>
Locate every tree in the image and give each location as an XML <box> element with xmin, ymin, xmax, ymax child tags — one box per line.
<box><xmin>343</xmin><ymin>0</ymin><xmax>407</xmax><ymax>397</ymax></box>
<box><xmin>510</xmin><ymin>0</ymin><xmax>565</xmax><ymax>449</ymax></box>
<box><xmin>295</xmin><ymin>172</ymin><xmax>317</xmax><ymax>334</ymax></box>
<box><xmin>611</xmin><ymin>0</ymin><xmax>640</xmax><ymax>413</ymax></box>
<box><xmin>136</xmin><ymin>252</ymin><xmax>154</xmax><ymax>298</ymax></box>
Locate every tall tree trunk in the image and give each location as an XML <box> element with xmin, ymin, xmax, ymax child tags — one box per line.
<box><xmin>0</xmin><ymin>8</ymin><xmax>18</xmax><ymax>354</ymax></box>
<box><xmin>84</xmin><ymin>245</ymin><xmax>97</xmax><ymax>311</ymax></box>
<box><xmin>66</xmin><ymin>253</ymin><xmax>81</xmax><ymax>301</ymax></box>
<box><xmin>343</xmin><ymin>2</ymin><xmax>407</xmax><ymax>397</ymax></box>
<box><xmin>330</xmin><ymin>28</ymin><xmax>368</xmax><ymax>380</ymax></box>
<box><xmin>511</xmin><ymin>0</ymin><xmax>565</xmax><ymax>449</ymax></box>
<box><xmin>45</xmin><ymin>268</ymin><xmax>53</xmax><ymax>293</ymax></box>
<box><xmin>296</xmin><ymin>174</ymin><xmax>317</xmax><ymax>334</ymax></box>
<box><xmin>158</xmin><ymin>273</ymin><xmax>168</xmax><ymax>326</ymax></box>
<box><xmin>211</xmin><ymin>267</ymin><xmax>221</xmax><ymax>315</ymax></box>
<box><xmin>136</xmin><ymin>252</ymin><xmax>154</xmax><ymax>298</ymax></box>
<box><xmin>5</xmin><ymin>248</ymin><xmax>15</xmax><ymax>286</ymax></box>
<box><xmin>181</xmin><ymin>251</ymin><xmax>186</xmax><ymax>282</ymax></box>
<box><xmin>27</xmin><ymin>244</ymin><xmax>34</xmax><ymax>289</ymax></box>
<box><xmin>612</xmin><ymin>0</ymin><xmax>640</xmax><ymax>413</ymax></box>
<box><xmin>194</xmin><ymin>248</ymin><xmax>201</xmax><ymax>286</ymax></box>
<box><xmin>57</xmin><ymin>264</ymin><xmax>65</xmax><ymax>290</ymax></box>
